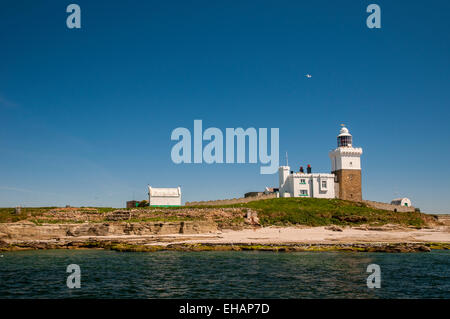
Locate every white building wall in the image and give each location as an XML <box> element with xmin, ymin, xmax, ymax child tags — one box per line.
<box><xmin>278</xmin><ymin>166</ymin><xmax>290</xmax><ymax>190</ymax></box>
<box><xmin>334</xmin><ymin>181</ymin><xmax>339</xmax><ymax>198</ymax></box>
<box><xmin>150</xmin><ymin>196</ymin><xmax>181</xmax><ymax>206</ymax></box>
<box><xmin>292</xmin><ymin>174</ymin><xmax>310</xmax><ymax>197</ymax></box>
<box><xmin>310</xmin><ymin>174</ymin><xmax>336</xmax><ymax>198</ymax></box>
<box><xmin>278</xmin><ymin>166</ymin><xmax>335</xmax><ymax>199</ymax></box>
<box><xmin>148</xmin><ymin>186</ymin><xmax>182</xmax><ymax>206</ymax></box>
<box><xmin>329</xmin><ymin>147</ymin><xmax>363</xmax><ymax>171</ymax></box>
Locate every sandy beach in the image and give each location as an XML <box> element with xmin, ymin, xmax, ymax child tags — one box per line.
<box><xmin>21</xmin><ymin>223</ymin><xmax>445</xmax><ymax>247</ymax></box>
<box><xmin>174</xmin><ymin>224</ymin><xmax>450</xmax><ymax>246</ymax></box>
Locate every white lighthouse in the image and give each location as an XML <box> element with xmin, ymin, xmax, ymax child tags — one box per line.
<box><xmin>277</xmin><ymin>124</ymin><xmax>362</xmax><ymax>201</ymax></box>
<box><xmin>328</xmin><ymin>125</ymin><xmax>363</xmax><ymax>201</ymax></box>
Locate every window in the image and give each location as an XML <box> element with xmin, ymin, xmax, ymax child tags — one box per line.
<box><xmin>321</xmin><ymin>180</ymin><xmax>327</xmax><ymax>189</ymax></box>
<box><xmin>300</xmin><ymin>179</ymin><xmax>306</xmax><ymax>184</ymax></box>
<box><xmin>338</xmin><ymin>135</ymin><xmax>352</xmax><ymax>147</ymax></box>
<box><xmin>300</xmin><ymin>190</ymin><xmax>308</xmax><ymax>196</ymax></box>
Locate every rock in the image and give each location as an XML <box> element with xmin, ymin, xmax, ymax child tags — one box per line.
<box><xmin>0</xmin><ymin>240</ymin><xmax>9</xmax><ymax>249</ymax></box>
<box><xmin>106</xmin><ymin>211</ymin><xmax>131</xmax><ymax>221</ymax></box>
<box><xmin>13</xmin><ymin>220</ymin><xmax>35</xmax><ymax>225</ymax></box>
<box><xmin>334</xmin><ymin>215</ymin><xmax>368</xmax><ymax>223</ymax></box>
<box><xmin>417</xmin><ymin>245</ymin><xmax>431</xmax><ymax>252</ymax></box>
<box><xmin>0</xmin><ymin>220</ymin><xmax>218</xmax><ymax>241</ymax></box>
<box><xmin>244</xmin><ymin>211</ymin><xmax>261</xmax><ymax>226</ymax></box>
<box><xmin>326</xmin><ymin>226</ymin><xmax>343</xmax><ymax>232</ymax></box>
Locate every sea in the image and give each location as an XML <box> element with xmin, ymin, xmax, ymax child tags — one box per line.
<box><xmin>0</xmin><ymin>250</ymin><xmax>448</xmax><ymax>298</ymax></box>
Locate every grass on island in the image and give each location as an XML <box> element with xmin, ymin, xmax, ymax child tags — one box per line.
<box><xmin>194</xmin><ymin>197</ymin><xmax>430</xmax><ymax>227</ymax></box>
<box><xmin>0</xmin><ymin>207</ymin><xmax>55</xmax><ymax>223</ymax></box>
<box><xmin>0</xmin><ymin>198</ymin><xmax>434</xmax><ymax>227</ymax></box>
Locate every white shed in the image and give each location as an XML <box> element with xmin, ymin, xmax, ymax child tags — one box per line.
<box><xmin>148</xmin><ymin>186</ymin><xmax>182</xmax><ymax>207</ymax></box>
<box><xmin>390</xmin><ymin>197</ymin><xmax>412</xmax><ymax>207</ymax></box>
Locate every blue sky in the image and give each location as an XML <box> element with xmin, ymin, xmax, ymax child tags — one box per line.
<box><xmin>1</xmin><ymin>1</ymin><xmax>449</xmax><ymax>213</ymax></box>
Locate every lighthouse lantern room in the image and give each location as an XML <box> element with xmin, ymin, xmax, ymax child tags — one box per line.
<box><xmin>337</xmin><ymin>126</ymin><xmax>352</xmax><ymax>147</ymax></box>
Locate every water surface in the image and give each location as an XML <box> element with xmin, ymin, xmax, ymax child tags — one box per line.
<box><xmin>0</xmin><ymin>250</ymin><xmax>448</xmax><ymax>298</ymax></box>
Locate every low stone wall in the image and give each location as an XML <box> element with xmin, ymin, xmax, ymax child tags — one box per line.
<box><xmin>185</xmin><ymin>193</ymin><xmax>277</xmax><ymax>206</ymax></box>
<box><xmin>363</xmin><ymin>200</ymin><xmax>415</xmax><ymax>213</ymax></box>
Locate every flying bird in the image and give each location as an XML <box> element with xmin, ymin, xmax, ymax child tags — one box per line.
<box><xmin>305</xmin><ymin>74</ymin><xmax>312</xmax><ymax>78</ymax></box>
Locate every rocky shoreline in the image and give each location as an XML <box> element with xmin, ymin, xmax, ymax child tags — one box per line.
<box><xmin>0</xmin><ymin>220</ymin><xmax>219</xmax><ymax>239</ymax></box>
<box><xmin>1</xmin><ymin>215</ymin><xmax>449</xmax><ymax>253</ymax></box>
<box><xmin>1</xmin><ymin>237</ymin><xmax>449</xmax><ymax>253</ymax></box>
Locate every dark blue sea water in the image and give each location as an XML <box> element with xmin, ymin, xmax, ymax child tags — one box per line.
<box><xmin>0</xmin><ymin>250</ymin><xmax>448</xmax><ymax>298</ymax></box>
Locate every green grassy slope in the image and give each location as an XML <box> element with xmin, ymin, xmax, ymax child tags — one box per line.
<box><xmin>225</xmin><ymin>198</ymin><xmax>429</xmax><ymax>227</ymax></box>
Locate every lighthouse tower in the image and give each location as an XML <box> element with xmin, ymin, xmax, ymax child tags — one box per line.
<box><xmin>329</xmin><ymin>125</ymin><xmax>363</xmax><ymax>201</ymax></box>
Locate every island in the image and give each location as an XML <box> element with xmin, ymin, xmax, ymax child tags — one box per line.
<box><xmin>1</xmin><ymin>198</ymin><xmax>449</xmax><ymax>253</ymax></box>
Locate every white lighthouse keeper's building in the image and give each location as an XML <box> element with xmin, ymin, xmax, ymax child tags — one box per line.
<box><xmin>278</xmin><ymin>166</ymin><xmax>335</xmax><ymax>199</ymax></box>
<box><xmin>147</xmin><ymin>186</ymin><xmax>182</xmax><ymax>207</ymax></box>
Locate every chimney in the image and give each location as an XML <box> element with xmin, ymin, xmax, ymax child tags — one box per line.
<box><xmin>307</xmin><ymin>164</ymin><xmax>312</xmax><ymax>174</ymax></box>
<box><xmin>299</xmin><ymin>166</ymin><xmax>304</xmax><ymax>173</ymax></box>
